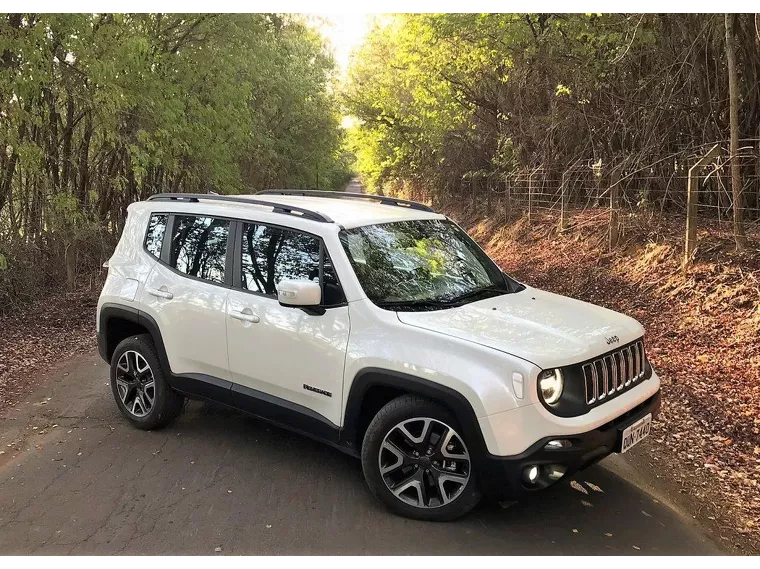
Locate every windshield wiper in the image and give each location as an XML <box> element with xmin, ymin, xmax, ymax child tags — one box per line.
<box><xmin>440</xmin><ymin>286</ymin><xmax>506</xmax><ymax>306</ymax></box>
<box><xmin>375</xmin><ymin>285</ymin><xmax>509</xmax><ymax>312</ymax></box>
<box><xmin>375</xmin><ymin>299</ymin><xmax>449</xmax><ymax>311</ymax></box>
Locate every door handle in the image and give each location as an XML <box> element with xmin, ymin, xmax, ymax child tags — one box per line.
<box><xmin>230</xmin><ymin>308</ymin><xmax>260</xmax><ymax>324</ymax></box>
<box><xmin>146</xmin><ymin>286</ymin><xmax>173</xmax><ymax>300</ymax></box>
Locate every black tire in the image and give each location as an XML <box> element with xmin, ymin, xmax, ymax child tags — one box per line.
<box><xmin>110</xmin><ymin>334</ymin><xmax>184</xmax><ymax>430</ymax></box>
<box><xmin>361</xmin><ymin>394</ymin><xmax>481</xmax><ymax>521</ymax></box>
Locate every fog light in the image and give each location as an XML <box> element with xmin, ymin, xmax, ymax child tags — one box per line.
<box><xmin>523</xmin><ymin>465</ymin><xmax>540</xmax><ymax>484</ymax></box>
<box><xmin>544</xmin><ymin>439</ymin><xmax>572</xmax><ymax>450</ymax></box>
<box><xmin>547</xmin><ymin>465</ymin><xmax>568</xmax><ymax>480</ymax></box>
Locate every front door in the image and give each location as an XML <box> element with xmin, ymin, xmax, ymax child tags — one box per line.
<box><xmin>225</xmin><ymin>222</ymin><xmax>349</xmax><ymax>427</ymax></box>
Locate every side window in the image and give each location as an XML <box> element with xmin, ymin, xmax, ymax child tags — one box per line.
<box><xmin>144</xmin><ymin>213</ymin><xmax>168</xmax><ymax>259</ymax></box>
<box><xmin>170</xmin><ymin>215</ymin><xmax>229</xmax><ymax>284</ymax></box>
<box><xmin>241</xmin><ymin>224</ymin><xmax>321</xmax><ymax>295</ymax></box>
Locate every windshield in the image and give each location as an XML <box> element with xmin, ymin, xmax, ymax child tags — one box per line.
<box><xmin>339</xmin><ymin>219</ymin><xmax>522</xmax><ymax>310</ymax></box>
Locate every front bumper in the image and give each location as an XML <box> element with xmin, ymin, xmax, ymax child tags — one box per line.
<box><xmin>476</xmin><ymin>390</ymin><xmax>661</xmax><ymax>502</ymax></box>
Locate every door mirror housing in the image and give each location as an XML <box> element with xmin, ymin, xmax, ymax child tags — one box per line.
<box><xmin>277</xmin><ymin>279</ymin><xmax>322</xmax><ymax>308</ymax></box>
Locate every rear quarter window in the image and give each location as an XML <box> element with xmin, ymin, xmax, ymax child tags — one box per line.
<box><xmin>144</xmin><ymin>213</ymin><xmax>168</xmax><ymax>258</ymax></box>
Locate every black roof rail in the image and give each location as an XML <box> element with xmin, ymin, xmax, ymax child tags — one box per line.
<box><xmin>145</xmin><ymin>193</ymin><xmax>333</xmax><ymax>223</ymax></box>
<box><xmin>256</xmin><ymin>189</ymin><xmax>435</xmax><ymax>213</ymax></box>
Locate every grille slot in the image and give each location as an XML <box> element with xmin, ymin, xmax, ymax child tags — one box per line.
<box><xmin>582</xmin><ymin>340</ymin><xmax>647</xmax><ymax>405</ymax></box>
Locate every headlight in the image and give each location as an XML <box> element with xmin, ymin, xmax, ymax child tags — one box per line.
<box><xmin>538</xmin><ymin>369</ymin><xmax>564</xmax><ymax>405</ymax></box>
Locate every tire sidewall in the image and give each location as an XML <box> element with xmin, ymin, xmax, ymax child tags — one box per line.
<box><xmin>110</xmin><ymin>334</ymin><xmax>178</xmax><ymax>429</ymax></box>
<box><xmin>361</xmin><ymin>396</ymin><xmax>481</xmax><ymax>521</ymax></box>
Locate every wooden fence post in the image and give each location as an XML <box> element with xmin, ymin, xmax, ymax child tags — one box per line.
<box><xmin>609</xmin><ymin>168</ymin><xmax>620</xmax><ymax>251</ymax></box>
<box><xmin>684</xmin><ymin>168</ymin><xmax>698</xmax><ymax>265</ymax></box>
<box><xmin>486</xmin><ymin>176</ymin><xmax>493</xmax><ymax>215</ymax></box>
<box><xmin>560</xmin><ymin>169</ymin><xmax>569</xmax><ymax>231</ymax></box>
<box><xmin>528</xmin><ymin>171</ymin><xmax>534</xmax><ymax>223</ymax></box>
<box><xmin>505</xmin><ymin>175</ymin><xmax>511</xmax><ymax>222</ymax></box>
<box><xmin>684</xmin><ymin>144</ymin><xmax>721</xmax><ymax>267</ymax></box>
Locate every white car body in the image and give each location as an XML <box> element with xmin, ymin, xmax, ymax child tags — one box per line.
<box><xmin>97</xmin><ymin>191</ymin><xmax>661</xmax><ymax>508</ymax></box>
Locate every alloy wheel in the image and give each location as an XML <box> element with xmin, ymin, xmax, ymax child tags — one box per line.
<box><xmin>378</xmin><ymin>417</ymin><xmax>471</xmax><ymax>508</ymax></box>
<box><xmin>115</xmin><ymin>350</ymin><xmax>155</xmax><ymax>418</ymax></box>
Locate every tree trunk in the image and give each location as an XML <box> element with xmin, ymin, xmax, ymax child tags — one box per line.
<box><xmin>61</xmin><ymin>93</ymin><xmax>75</xmax><ymax>191</ymax></box>
<box><xmin>725</xmin><ymin>13</ymin><xmax>749</xmax><ymax>250</ymax></box>
<box><xmin>77</xmin><ymin>113</ymin><xmax>93</xmax><ymax>206</ymax></box>
<box><xmin>65</xmin><ymin>241</ymin><xmax>77</xmax><ymax>292</ymax></box>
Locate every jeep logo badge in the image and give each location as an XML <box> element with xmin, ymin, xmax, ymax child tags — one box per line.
<box><xmin>605</xmin><ymin>335</ymin><xmax>620</xmax><ymax>345</ymax></box>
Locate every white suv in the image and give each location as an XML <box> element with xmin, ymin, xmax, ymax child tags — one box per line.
<box><xmin>97</xmin><ymin>190</ymin><xmax>661</xmax><ymax>521</ymax></box>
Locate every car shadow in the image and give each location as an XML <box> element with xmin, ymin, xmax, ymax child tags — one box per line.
<box><xmin>179</xmin><ymin>400</ymin><xmax>719</xmax><ymax>555</ymax></box>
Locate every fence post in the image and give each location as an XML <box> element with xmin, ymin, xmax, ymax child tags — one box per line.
<box><xmin>505</xmin><ymin>175</ymin><xmax>511</xmax><ymax>222</ymax></box>
<box><xmin>560</xmin><ymin>169</ymin><xmax>569</xmax><ymax>231</ymax></box>
<box><xmin>684</xmin><ymin>167</ymin><xmax>699</xmax><ymax>265</ymax></box>
<box><xmin>486</xmin><ymin>175</ymin><xmax>493</xmax><ymax>215</ymax></box>
<box><xmin>528</xmin><ymin>170</ymin><xmax>534</xmax><ymax>223</ymax></box>
<box><xmin>609</xmin><ymin>168</ymin><xmax>620</xmax><ymax>251</ymax></box>
<box><xmin>684</xmin><ymin>144</ymin><xmax>721</xmax><ymax>267</ymax></box>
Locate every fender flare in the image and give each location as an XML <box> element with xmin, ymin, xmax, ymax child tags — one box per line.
<box><xmin>98</xmin><ymin>303</ymin><xmax>172</xmax><ymax>377</ymax></box>
<box><xmin>340</xmin><ymin>367</ymin><xmax>489</xmax><ymax>461</ymax></box>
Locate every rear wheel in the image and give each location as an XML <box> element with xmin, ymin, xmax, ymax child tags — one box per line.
<box><xmin>361</xmin><ymin>394</ymin><xmax>481</xmax><ymax>521</ymax></box>
<box><xmin>110</xmin><ymin>334</ymin><xmax>183</xmax><ymax>430</ymax></box>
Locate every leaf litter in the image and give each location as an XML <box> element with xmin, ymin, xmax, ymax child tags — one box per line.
<box><xmin>450</xmin><ymin>205</ymin><xmax>760</xmax><ymax>552</ymax></box>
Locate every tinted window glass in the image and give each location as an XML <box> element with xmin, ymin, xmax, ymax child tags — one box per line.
<box><xmin>170</xmin><ymin>216</ymin><xmax>229</xmax><ymax>283</ymax></box>
<box><xmin>241</xmin><ymin>224</ymin><xmax>322</xmax><ymax>296</ymax></box>
<box><xmin>144</xmin><ymin>214</ymin><xmax>168</xmax><ymax>258</ymax></box>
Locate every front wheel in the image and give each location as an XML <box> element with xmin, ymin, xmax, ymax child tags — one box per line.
<box><xmin>361</xmin><ymin>395</ymin><xmax>481</xmax><ymax>521</ymax></box>
<box><xmin>110</xmin><ymin>334</ymin><xmax>183</xmax><ymax>430</ymax></box>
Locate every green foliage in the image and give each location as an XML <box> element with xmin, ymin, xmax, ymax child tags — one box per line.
<box><xmin>0</xmin><ymin>14</ymin><xmax>348</xmax><ymax>227</ymax></box>
<box><xmin>0</xmin><ymin>13</ymin><xmax>351</xmax><ymax>302</ymax></box>
<box><xmin>343</xmin><ymin>14</ymin><xmax>760</xmax><ymax>197</ymax></box>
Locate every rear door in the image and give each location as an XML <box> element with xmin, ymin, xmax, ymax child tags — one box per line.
<box><xmin>225</xmin><ymin>221</ymin><xmax>350</xmax><ymax>427</ymax></box>
<box><xmin>140</xmin><ymin>213</ymin><xmax>233</xmax><ymax>390</ymax></box>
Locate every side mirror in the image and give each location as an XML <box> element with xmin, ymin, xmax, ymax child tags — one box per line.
<box><xmin>276</xmin><ymin>279</ymin><xmax>322</xmax><ymax>308</ymax></box>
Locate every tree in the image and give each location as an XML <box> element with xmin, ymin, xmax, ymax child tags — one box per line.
<box><xmin>344</xmin><ymin>12</ymin><xmax>760</xmax><ymax>245</ymax></box>
<box><xmin>725</xmin><ymin>13</ymin><xmax>748</xmax><ymax>250</ymax></box>
<box><xmin>0</xmin><ymin>13</ymin><xmax>352</xmax><ymax>306</ymax></box>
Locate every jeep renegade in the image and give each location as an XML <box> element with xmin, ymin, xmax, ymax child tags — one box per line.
<box><xmin>97</xmin><ymin>190</ymin><xmax>661</xmax><ymax>521</ymax></box>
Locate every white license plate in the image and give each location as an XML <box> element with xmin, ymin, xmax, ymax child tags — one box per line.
<box><xmin>620</xmin><ymin>413</ymin><xmax>652</xmax><ymax>453</ymax></box>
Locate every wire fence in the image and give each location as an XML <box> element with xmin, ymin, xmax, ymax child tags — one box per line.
<box><xmin>444</xmin><ymin>140</ymin><xmax>760</xmax><ymax>259</ymax></box>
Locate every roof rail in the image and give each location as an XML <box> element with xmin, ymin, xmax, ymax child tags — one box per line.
<box><xmin>145</xmin><ymin>193</ymin><xmax>333</xmax><ymax>223</ymax></box>
<box><xmin>256</xmin><ymin>189</ymin><xmax>435</xmax><ymax>213</ymax></box>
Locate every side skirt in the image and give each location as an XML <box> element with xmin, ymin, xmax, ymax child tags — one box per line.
<box><xmin>169</xmin><ymin>373</ymin><xmax>359</xmax><ymax>458</ymax></box>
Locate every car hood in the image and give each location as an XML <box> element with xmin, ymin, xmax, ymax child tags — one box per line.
<box><xmin>395</xmin><ymin>287</ymin><xmax>644</xmax><ymax>368</ymax></box>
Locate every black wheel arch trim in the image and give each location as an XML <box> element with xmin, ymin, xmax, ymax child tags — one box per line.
<box><xmin>98</xmin><ymin>303</ymin><xmax>172</xmax><ymax>378</ymax></box>
<box><xmin>98</xmin><ymin>303</ymin><xmax>140</xmax><ymax>363</ymax></box>
<box><xmin>340</xmin><ymin>367</ymin><xmax>489</xmax><ymax>464</ymax></box>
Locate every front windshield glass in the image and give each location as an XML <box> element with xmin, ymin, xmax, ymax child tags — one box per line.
<box><xmin>339</xmin><ymin>219</ymin><xmax>521</xmax><ymax>310</ymax></box>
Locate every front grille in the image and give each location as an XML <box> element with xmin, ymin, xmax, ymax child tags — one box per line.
<box><xmin>582</xmin><ymin>341</ymin><xmax>646</xmax><ymax>405</ymax></box>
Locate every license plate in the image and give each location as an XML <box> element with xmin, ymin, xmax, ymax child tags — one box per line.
<box><xmin>620</xmin><ymin>413</ymin><xmax>652</xmax><ymax>453</ymax></box>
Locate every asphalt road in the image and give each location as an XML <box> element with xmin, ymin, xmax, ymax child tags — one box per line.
<box><xmin>0</xmin><ymin>351</ymin><xmax>721</xmax><ymax>555</ymax></box>
<box><xmin>342</xmin><ymin>176</ymin><xmax>364</xmax><ymax>193</ymax></box>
